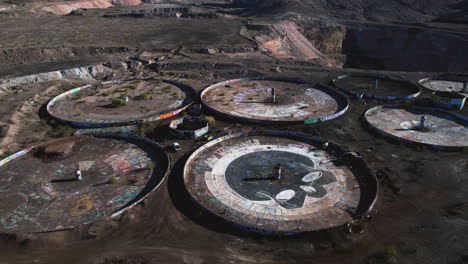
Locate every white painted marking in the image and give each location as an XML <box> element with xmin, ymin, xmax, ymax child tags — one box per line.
<box><xmin>302</xmin><ymin>172</ymin><xmax>322</xmax><ymax>182</ymax></box>
<box><xmin>276</xmin><ymin>190</ymin><xmax>296</xmax><ymax>201</ymax></box>
<box><xmin>300</xmin><ymin>186</ymin><xmax>317</xmax><ymax>193</ymax></box>
<box><xmin>204</xmin><ymin>142</ymin><xmax>348</xmax><ymax>217</ymax></box>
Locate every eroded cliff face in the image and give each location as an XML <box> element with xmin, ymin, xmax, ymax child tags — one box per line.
<box><xmin>341</xmin><ymin>25</ymin><xmax>468</xmax><ymax>72</ymax></box>
<box><xmin>231</xmin><ymin>0</ymin><xmax>466</xmax><ymax>23</ymax></box>
<box><xmin>300</xmin><ymin>21</ymin><xmax>468</xmax><ymax>72</ymax></box>
<box><xmin>239</xmin><ymin>22</ymin><xmax>345</xmax><ymax>67</ymax></box>
<box><xmin>241</xmin><ymin>22</ymin><xmax>323</xmax><ymax>60</ymax></box>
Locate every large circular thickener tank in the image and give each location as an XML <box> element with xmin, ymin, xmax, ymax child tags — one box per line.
<box><xmin>333</xmin><ymin>74</ymin><xmax>421</xmax><ymax>100</ymax></box>
<box><xmin>47</xmin><ymin>78</ymin><xmax>195</xmax><ymax>127</ymax></box>
<box><xmin>0</xmin><ymin>134</ymin><xmax>170</xmax><ymax>232</ymax></box>
<box><xmin>183</xmin><ymin>131</ymin><xmax>378</xmax><ymax>234</ymax></box>
<box><xmin>201</xmin><ymin>77</ymin><xmax>349</xmax><ymax>125</ymax></box>
<box><xmin>365</xmin><ymin>105</ymin><xmax>468</xmax><ymax>150</ymax></box>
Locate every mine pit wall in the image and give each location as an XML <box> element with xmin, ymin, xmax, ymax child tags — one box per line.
<box><xmin>242</xmin><ymin>22</ymin><xmax>324</xmax><ymax>61</ymax></box>
<box><xmin>300</xmin><ymin>21</ymin><xmax>467</xmax><ymax>72</ymax></box>
<box><xmin>341</xmin><ymin>25</ymin><xmax>468</xmax><ymax>72</ymax></box>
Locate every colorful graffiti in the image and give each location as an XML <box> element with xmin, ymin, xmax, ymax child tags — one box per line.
<box><xmin>70</xmin><ymin>196</ymin><xmax>94</xmax><ymax>216</ymax></box>
<box><xmin>169</xmin><ymin>117</ymin><xmax>209</xmax><ymax>139</ymax></box>
<box><xmin>0</xmin><ymin>134</ymin><xmax>170</xmax><ymax>232</ymax></box>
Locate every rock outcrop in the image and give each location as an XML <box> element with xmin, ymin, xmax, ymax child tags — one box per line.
<box><xmin>241</xmin><ymin>21</ymin><xmax>325</xmax><ymax>62</ymax></box>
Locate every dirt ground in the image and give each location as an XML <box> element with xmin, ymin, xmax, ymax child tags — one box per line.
<box><xmin>0</xmin><ymin>64</ymin><xmax>467</xmax><ymax>264</ymax></box>
<box><xmin>0</xmin><ymin>1</ymin><xmax>467</xmax><ymax>263</ymax></box>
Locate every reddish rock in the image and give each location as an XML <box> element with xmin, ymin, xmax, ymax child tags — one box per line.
<box><xmin>42</xmin><ymin>0</ymin><xmax>142</xmax><ymax>15</ymax></box>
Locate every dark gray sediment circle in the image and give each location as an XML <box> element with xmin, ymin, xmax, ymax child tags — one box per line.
<box><xmin>183</xmin><ymin>131</ymin><xmax>378</xmax><ymax>235</ymax></box>
<box><xmin>333</xmin><ymin>74</ymin><xmax>420</xmax><ymax>100</ymax></box>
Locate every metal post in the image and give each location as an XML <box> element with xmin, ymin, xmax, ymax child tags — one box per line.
<box><xmin>273</xmin><ymin>164</ymin><xmax>282</xmax><ymax>181</ymax></box>
<box><xmin>76</xmin><ymin>170</ymin><xmax>82</xmax><ymax>181</ymax></box>
<box><xmin>322</xmin><ymin>141</ymin><xmax>329</xmax><ymax>149</ymax></box>
<box><xmin>419</xmin><ymin>116</ymin><xmax>426</xmax><ymax>131</ymax></box>
<box><xmin>272</xmin><ymin>88</ymin><xmax>276</xmax><ymax>103</ymax></box>
<box><xmin>375</xmin><ymin>79</ymin><xmax>379</xmax><ymax>90</ymax></box>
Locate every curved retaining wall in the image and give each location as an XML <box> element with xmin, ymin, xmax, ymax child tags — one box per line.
<box><xmin>431</xmin><ymin>91</ymin><xmax>466</xmax><ymax>110</ymax></box>
<box><xmin>364</xmin><ymin>104</ymin><xmax>468</xmax><ymax>151</ymax></box>
<box><xmin>91</xmin><ymin>133</ymin><xmax>171</xmax><ymax>218</ymax></box>
<box><xmin>201</xmin><ymin>77</ymin><xmax>349</xmax><ymax>126</ymax></box>
<box><xmin>333</xmin><ymin>74</ymin><xmax>421</xmax><ymax>100</ymax></box>
<box><xmin>183</xmin><ymin>130</ymin><xmax>379</xmax><ymax>235</ymax></box>
<box><xmin>47</xmin><ymin>78</ymin><xmax>196</xmax><ymax>128</ymax></box>
<box><xmin>0</xmin><ymin>133</ymin><xmax>170</xmax><ymax>230</ymax></box>
<box><xmin>169</xmin><ymin>117</ymin><xmax>209</xmax><ymax>139</ymax></box>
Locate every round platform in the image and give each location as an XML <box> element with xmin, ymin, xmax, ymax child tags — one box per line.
<box><xmin>201</xmin><ymin>77</ymin><xmax>349</xmax><ymax>124</ymax></box>
<box><xmin>47</xmin><ymin>78</ymin><xmax>195</xmax><ymax>127</ymax></box>
<box><xmin>365</xmin><ymin>105</ymin><xmax>468</xmax><ymax>150</ymax></box>
<box><xmin>419</xmin><ymin>77</ymin><xmax>468</xmax><ymax>94</ymax></box>
<box><xmin>0</xmin><ymin>134</ymin><xmax>170</xmax><ymax>232</ymax></box>
<box><xmin>333</xmin><ymin>74</ymin><xmax>421</xmax><ymax>100</ymax></box>
<box><xmin>184</xmin><ymin>131</ymin><xmax>378</xmax><ymax>234</ymax></box>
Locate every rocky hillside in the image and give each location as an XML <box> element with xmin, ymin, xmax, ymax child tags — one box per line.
<box><xmin>233</xmin><ymin>0</ymin><xmax>468</xmax><ymax>23</ymax></box>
